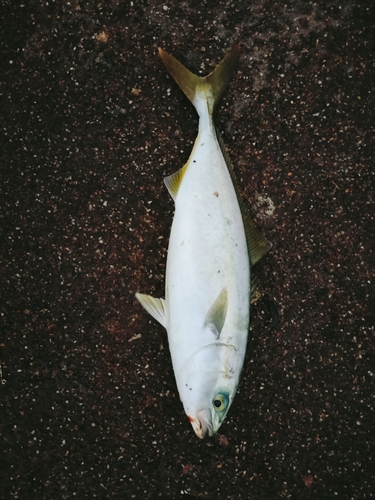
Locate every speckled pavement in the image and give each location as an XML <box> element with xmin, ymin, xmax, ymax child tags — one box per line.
<box><xmin>1</xmin><ymin>2</ymin><xmax>374</xmax><ymax>498</ymax></box>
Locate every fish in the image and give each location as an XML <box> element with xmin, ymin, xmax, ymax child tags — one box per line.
<box><xmin>136</xmin><ymin>44</ymin><xmax>271</xmax><ymax>438</ymax></box>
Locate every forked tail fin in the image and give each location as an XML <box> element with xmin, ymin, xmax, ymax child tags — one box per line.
<box><xmin>158</xmin><ymin>44</ymin><xmax>241</xmax><ymax>116</ymax></box>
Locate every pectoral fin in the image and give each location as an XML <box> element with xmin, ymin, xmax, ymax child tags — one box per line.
<box><xmin>135</xmin><ymin>293</ymin><xmax>167</xmax><ymax>328</ymax></box>
<box><xmin>204</xmin><ymin>287</ymin><xmax>228</xmax><ymax>339</ymax></box>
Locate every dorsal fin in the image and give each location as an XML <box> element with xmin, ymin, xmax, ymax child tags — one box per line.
<box><xmin>135</xmin><ymin>293</ymin><xmax>167</xmax><ymax>328</ymax></box>
<box><xmin>164</xmin><ymin>162</ymin><xmax>189</xmax><ymax>202</ymax></box>
<box><xmin>242</xmin><ymin>211</ymin><xmax>272</xmax><ymax>266</ymax></box>
<box><xmin>216</xmin><ymin>129</ymin><xmax>272</xmax><ymax>266</ymax></box>
<box><xmin>204</xmin><ymin>287</ymin><xmax>228</xmax><ymax>339</ymax></box>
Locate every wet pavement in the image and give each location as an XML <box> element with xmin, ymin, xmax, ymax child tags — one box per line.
<box><xmin>1</xmin><ymin>1</ymin><xmax>374</xmax><ymax>498</ymax></box>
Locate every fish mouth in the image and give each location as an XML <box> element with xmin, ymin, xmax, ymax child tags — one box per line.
<box><xmin>188</xmin><ymin>409</ymin><xmax>213</xmax><ymax>439</ymax></box>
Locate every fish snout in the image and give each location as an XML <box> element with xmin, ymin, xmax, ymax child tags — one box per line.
<box><xmin>188</xmin><ymin>409</ymin><xmax>213</xmax><ymax>439</ymax></box>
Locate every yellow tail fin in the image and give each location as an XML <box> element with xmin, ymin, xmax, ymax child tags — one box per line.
<box><xmin>158</xmin><ymin>44</ymin><xmax>241</xmax><ymax>115</ymax></box>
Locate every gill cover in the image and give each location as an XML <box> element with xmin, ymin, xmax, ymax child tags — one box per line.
<box><xmin>179</xmin><ymin>343</ymin><xmax>240</xmax><ymax>438</ymax></box>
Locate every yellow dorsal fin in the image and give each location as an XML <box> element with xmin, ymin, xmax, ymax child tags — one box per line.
<box><xmin>243</xmin><ymin>211</ymin><xmax>272</xmax><ymax>266</ymax></box>
<box><xmin>216</xmin><ymin>129</ymin><xmax>272</xmax><ymax>266</ymax></box>
<box><xmin>164</xmin><ymin>162</ymin><xmax>189</xmax><ymax>202</ymax></box>
<box><xmin>158</xmin><ymin>44</ymin><xmax>241</xmax><ymax>115</ymax></box>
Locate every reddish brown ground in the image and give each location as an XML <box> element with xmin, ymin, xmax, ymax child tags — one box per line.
<box><xmin>1</xmin><ymin>1</ymin><xmax>374</xmax><ymax>499</ymax></box>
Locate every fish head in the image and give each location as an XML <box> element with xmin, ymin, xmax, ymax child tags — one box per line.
<box><xmin>178</xmin><ymin>343</ymin><xmax>242</xmax><ymax>438</ymax></box>
<box><xmin>187</xmin><ymin>390</ymin><xmax>232</xmax><ymax>439</ymax></box>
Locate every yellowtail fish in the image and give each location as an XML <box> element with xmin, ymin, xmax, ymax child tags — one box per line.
<box><xmin>136</xmin><ymin>44</ymin><xmax>271</xmax><ymax>438</ymax></box>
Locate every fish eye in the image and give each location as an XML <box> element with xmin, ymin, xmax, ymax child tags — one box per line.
<box><xmin>212</xmin><ymin>392</ymin><xmax>229</xmax><ymax>412</ymax></box>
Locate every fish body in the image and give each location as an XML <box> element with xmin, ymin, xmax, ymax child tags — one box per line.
<box><xmin>136</xmin><ymin>44</ymin><xmax>271</xmax><ymax>438</ymax></box>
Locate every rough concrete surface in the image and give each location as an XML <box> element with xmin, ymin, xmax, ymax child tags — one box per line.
<box><xmin>1</xmin><ymin>1</ymin><xmax>374</xmax><ymax>498</ymax></box>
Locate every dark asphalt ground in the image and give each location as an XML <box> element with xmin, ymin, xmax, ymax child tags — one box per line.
<box><xmin>1</xmin><ymin>1</ymin><xmax>374</xmax><ymax>498</ymax></box>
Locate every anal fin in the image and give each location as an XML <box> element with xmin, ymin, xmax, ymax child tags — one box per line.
<box><xmin>164</xmin><ymin>162</ymin><xmax>189</xmax><ymax>202</ymax></box>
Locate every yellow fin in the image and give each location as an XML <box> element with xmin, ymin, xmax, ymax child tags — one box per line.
<box><xmin>164</xmin><ymin>162</ymin><xmax>189</xmax><ymax>202</ymax></box>
<box><xmin>158</xmin><ymin>47</ymin><xmax>201</xmax><ymax>106</ymax></box>
<box><xmin>158</xmin><ymin>44</ymin><xmax>241</xmax><ymax>115</ymax></box>
<box><xmin>205</xmin><ymin>43</ymin><xmax>241</xmax><ymax>110</ymax></box>
<box><xmin>243</xmin><ymin>211</ymin><xmax>272</xmax><ymax>266</ymax></box>
<box><xmin>135</xmin><ymin>293</ymin><xmax>167</xmax><ymax>328</ymax></box>
<box><xmin>216</xmin><ymin>130</ymin><xmax>272</xmax><ymax>266</ymax></box>
<box><xmin>204</xmin><ymin>287</ymin><xmax>228</xmax><ymax>339</ymax></box>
